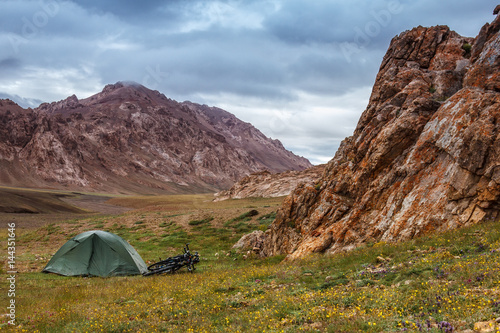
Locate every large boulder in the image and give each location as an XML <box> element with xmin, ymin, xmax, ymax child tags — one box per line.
<box><xmin>233</xmin><ymin>230</ymin><xmax>265</xmax><ymax>251</ymax></box>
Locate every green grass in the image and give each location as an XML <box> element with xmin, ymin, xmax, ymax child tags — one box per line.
<box><xmin>4</xmin><ymin>193</ymin><xmax>500</xmax><ymax>332</ymax></box>
<box><xmin>188</xmin><ymin>217</ymin><xmax>214</xmax><ymax>226</ymax></box>
<box><xmin>257</xmin><ymin>211</ymin><xmax>276</xmax><ymax>230</ymax></box>
<box><xmin>224</xmin><ymin>209</ymin><xmax>259</xmax><ymax>227</ymax></box>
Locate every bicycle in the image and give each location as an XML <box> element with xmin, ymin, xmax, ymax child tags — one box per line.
<box><xmin>143</xmin><ymin>243</ymin><xmax>200</xmax><ymax>276</ymax></box>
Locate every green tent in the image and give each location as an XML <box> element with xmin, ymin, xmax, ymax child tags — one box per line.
<box><xmin>42</xmin><ymin>230</ymin><xmax>147</xmax><ymax>277</ymax></box>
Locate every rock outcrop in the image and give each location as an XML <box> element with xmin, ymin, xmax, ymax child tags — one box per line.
<box><xmin>0</xmin><ymin>83</ymin><xmax>311</xmax><ymax>194</ymax></box>
<box><xmin>260</xmin><ymin>12</ymin><xmax>500</xmax><ymax>259</ymax></box>
<box><xmin>232</xmin><ymin>230</ymin><xmax>265</xmax><ymax>251</ymax></box>
<box><xmin>213</xmin><ymin>165</ymin><xmax>325</xmax><ymax>201</ymax></box>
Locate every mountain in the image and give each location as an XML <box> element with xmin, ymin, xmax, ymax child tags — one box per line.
<box><xmin>259</xmin><ymin>10</ymin><xmax>500</xmax><ymax>259</ymax></box>
<box><xmin>0</xmin><ymin>82</ymin><xmax>311</xmax><ymax>194</ymax></box>
<box><xmin>214</xmin><ymin>165</ymin><xmax>325</xmax><ymax>201</ymax></box>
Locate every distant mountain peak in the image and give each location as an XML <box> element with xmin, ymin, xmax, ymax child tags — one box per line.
<box><xmin>103</xmin><ymin>81</ymin><xmax>144</xmax><ymax>92</ymax></box>
<box><xmin>0</xmin><ymin>93</ymin><xmax>43</xmax><ymax>109</ymax></box>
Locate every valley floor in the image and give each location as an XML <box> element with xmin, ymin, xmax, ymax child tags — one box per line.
<box><xmin>1</xmin><ymin>191</ymin><xmax>500</xmax><ymax>332</ymax></box>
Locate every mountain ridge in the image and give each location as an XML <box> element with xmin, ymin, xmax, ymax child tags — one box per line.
<box><xmin>0</xmin><ymin>82</ymin><xmax>311</xmax><ymax>194</ymax></box>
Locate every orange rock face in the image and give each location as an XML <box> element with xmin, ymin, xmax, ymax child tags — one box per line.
<box><xmin>261</xmin><ymin>14</ymin><xmax>500</xmax><ymax>259</ymax></box>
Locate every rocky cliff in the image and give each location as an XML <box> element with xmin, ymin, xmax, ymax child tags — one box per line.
<box><xmin>0</xmin><ymin>82</ymin><xmax>311</xmax><ymax>194</ymax></box>
<box><xmin>260</xmin><ymin>12</ymin><xmax>500</xmax><ymax>259</ymax></box>
<box><xmin>214</xmin><ymin>165</ymin><xmax>325</xmax><ymax>201</ymax></box>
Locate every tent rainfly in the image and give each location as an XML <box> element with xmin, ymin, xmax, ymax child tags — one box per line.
<box><xmin>42</xmin><ymin>230</ymin><xmax>147</xmax><ymax>277</ymax></box>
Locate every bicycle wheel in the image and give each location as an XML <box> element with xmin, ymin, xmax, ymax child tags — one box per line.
<box><xmin>147</xmin><ymin>258</ymin><xmax>177</xmax><ymax>271</ymax></box>
<box><xmin>143</xmin><ymin>263</ymin><xmax>177</xmax><ymax>276</ymax></box>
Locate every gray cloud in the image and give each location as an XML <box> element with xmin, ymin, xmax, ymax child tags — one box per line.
<box><xmin>0</xmin><ymin>0</ymin><xmax>497</xmax><ymax>164</ymax></box>
<box><xmin>263</xmin><ymin>0</ymin><xmax>402</xmax><ymax>45</ymax></box>
<box><xmin>0</xmin><ymin>92</ymin><xmax>42</xmax><ymax>108</ymax></box>
<box><xmin>70</xmin><ymin>0</ymin><xmax>169</xmax><ymax>16</ymax></box>
<box><xmin>0</xmin><ymin>57</ymin><xmax>21</xmax><ymax>70</ymax></box>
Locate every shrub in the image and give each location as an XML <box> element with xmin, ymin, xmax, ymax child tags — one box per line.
<box><xmin>462</xmin><ymin>42</ymin><xmax>472</xmax><ymax>55</ymax></box>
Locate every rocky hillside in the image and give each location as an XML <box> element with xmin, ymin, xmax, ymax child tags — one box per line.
<box><xmin>260</xmin><ymin>11</ymin><xmax>500</xmax><ymax>259</ymax></box>
<box><xmin>0</xmin><ymin>82</ymin><xmax>311</xmax><ymax>194</ymax></box>
<box><xmin>214</xmin><ymin>165</ymin><xmax>325</xmax><ymax>201</ymax></box>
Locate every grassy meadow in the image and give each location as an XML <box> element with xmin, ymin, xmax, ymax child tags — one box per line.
<box><xmin>1</xmin><ymin>192</ymin><xmax>500</xmax><ymax>332</ymax></box>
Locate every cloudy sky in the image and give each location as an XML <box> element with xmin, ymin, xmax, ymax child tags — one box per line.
<box><xmin>0</xmin><ymin>0</ymin><xmax>497</xmax><ymax>164</ymax></box>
